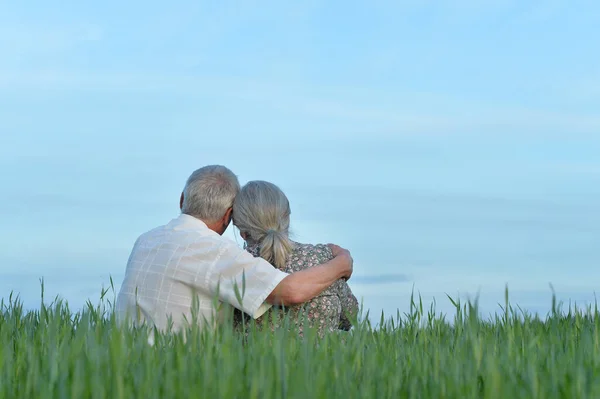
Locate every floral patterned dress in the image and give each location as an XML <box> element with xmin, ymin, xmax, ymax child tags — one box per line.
<box><xmin>233</xmin><ymin>242</ymin><xmax>359</xmax><ymax>338</ymax></box>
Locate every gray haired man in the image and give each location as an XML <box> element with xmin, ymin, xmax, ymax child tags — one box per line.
<box><xmin>116</xmin><ymin>165</ymin><xmax>353</xmax><ymax>333</ymax></box>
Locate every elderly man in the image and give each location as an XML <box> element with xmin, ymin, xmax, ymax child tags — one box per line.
<box><xmin>116</xmin><ymin>165</ymin><xmax>353</xmax><ymax>334</ymax></box>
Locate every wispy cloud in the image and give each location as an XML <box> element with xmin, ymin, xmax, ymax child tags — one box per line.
<box><xmin>550</xmin><ymin>162</ymin><xmax>600</xmax><ymax>175</ymax></box>
<box><xmin>0</xmin><ymin>24</ymin><xmax>103</xmax><ymax>61</ymax></box>
<box><xmin>1</xmin><ymin>70</ymin><xmax>598</xmax><ymax>136</ymax></box>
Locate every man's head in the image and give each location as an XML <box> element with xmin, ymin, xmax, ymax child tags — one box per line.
<box><xmin>180</xmin><ymin>165</ymin><xmax>240</xmax><ymax>235</ymax></box>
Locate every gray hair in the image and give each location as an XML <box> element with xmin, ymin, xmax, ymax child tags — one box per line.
<box><xmin>181</xmin><ymin>165</ymin><xmax>240</xmax><ymax>222</ymax></box>
<box><xmin>232</xmin><ymin>181</ymin><xmax>294</xmax><ymax>269</ymax></box>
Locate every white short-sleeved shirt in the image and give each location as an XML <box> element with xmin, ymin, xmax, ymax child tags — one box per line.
<box><xmin>115</xmin><ymin>214</ymin><xmax>288</xmax><ymax>333</ymax></box>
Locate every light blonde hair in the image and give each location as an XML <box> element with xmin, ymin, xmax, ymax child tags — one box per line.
<box><xmin>232</xmin><ymin>181</ymin><xmax>294</xmax><ymax>269</ymax></box>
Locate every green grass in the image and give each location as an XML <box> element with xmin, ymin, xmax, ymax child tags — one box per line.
<box><xmin>1</xmin><ymin>284</ymin><xmax>599</xmax><ymax>399</ymax></box>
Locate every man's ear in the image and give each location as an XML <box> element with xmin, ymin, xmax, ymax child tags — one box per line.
<box><xmin>223</xmin><ymin>207</ymin><xmax>233</xmax><ymax>224</ymax></box>
<box><xmin>179</xmin><ymin>192</ymin><xmax>184</xmax><ymax>210</ymax></box>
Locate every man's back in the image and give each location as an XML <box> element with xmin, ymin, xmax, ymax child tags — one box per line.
<box><xmin>116</xmin><ymin>214</ymin><xmax>287</xmax><ymax>332</ymax></box>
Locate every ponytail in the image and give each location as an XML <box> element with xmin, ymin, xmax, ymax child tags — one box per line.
<box><xmin>260</xmin><ymin>229</ymin><xmax>294</xmax><ymax>270</ymax></box>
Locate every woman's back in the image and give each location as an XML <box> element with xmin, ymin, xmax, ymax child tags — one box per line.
<box><xmin>233</xmin><ymin>241</ymin><xmax>358</xmax><ymax>337</ymax></box>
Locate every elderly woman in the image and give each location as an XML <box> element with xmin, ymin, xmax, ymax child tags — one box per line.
<box><xmin>232</xmin><ymin>180</ymin><xmax>359</xmax><ymax>337</ymax></box>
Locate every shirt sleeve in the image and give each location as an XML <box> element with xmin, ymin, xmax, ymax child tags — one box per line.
<box><xmin>206</xmin><ymin>240</ymin><xmax>288</xmax><ymax>319</ymax></box>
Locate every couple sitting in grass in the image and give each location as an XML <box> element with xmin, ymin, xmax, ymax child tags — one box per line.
<box><xmin>116</xmin><ymin>165</ymin><xmax>358</xmax><ymax>338</ymax></box>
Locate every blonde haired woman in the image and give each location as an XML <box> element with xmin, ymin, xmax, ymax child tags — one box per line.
<box><xmin>232</xmin><ymin>180</ymin><xmax>359</xmax><ymax>337</ymax></box>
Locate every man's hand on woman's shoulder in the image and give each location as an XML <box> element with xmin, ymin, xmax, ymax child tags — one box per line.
<box><xmin>327</xmin><ymin>244</ymin><xmax>353</xmax><ymax>281</ymax></box>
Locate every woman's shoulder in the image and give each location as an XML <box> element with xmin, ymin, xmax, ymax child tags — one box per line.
<box><xmin>290</xmin><ymin>242</ymin><xmax>334</xmax><ymax>263</ymax></box>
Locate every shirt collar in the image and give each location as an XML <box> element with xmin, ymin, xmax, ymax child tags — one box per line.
<box><xmin>171</xmin><ymin>213</ymin><xmax>215</xmax><ymax>234</ymax></box>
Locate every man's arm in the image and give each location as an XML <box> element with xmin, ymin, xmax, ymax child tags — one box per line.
<box><xmin>266</xmin><ymin>244</ymin><xmax>353</xmax><ymax>306</ymax></box>
<box><xmin>204</xmin><ymin>241</ymin><xmax>352</xmax><ymax>319</ymax></box>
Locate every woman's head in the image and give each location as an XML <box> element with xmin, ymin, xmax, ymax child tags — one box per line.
<box><xmin>232</xmin><ymin>180</ymin><xmax>293</xmax><ymax>269</ymax></box>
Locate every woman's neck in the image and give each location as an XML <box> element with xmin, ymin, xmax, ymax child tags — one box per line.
<box><xmin>244</xmin><ymin>236</ymin><xmax>295</xmax><ymax>249</ymax></box>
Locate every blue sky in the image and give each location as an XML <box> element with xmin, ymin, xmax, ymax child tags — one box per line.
<box><xmin>1</xmin><ymin>0</ymin><xmax>599</xmax><ymax>319</ymax></box>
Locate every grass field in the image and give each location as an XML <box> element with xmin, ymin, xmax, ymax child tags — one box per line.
<box><xmin>1</xmin><ymin>284</ymin><xmax>599</xmax><ymax>399</ymax></box>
